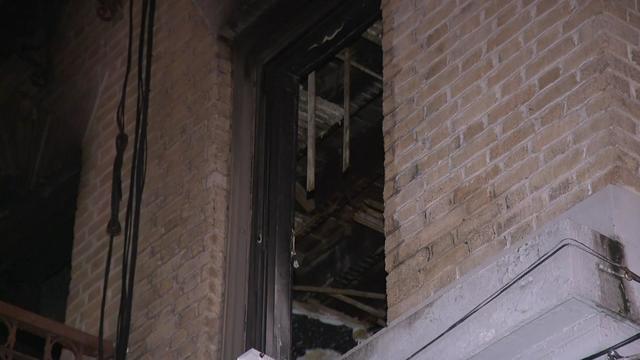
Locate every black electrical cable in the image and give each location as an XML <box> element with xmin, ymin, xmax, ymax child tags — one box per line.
<box><xmin>405</xmin><ymin>237</ymin><xmax>640</xmax><ymax>360</ymax></box>
<box><xmin>114</xmin><ymin>0</ymin><xmax>148</xmax><ymax>353</ymax></box>
<box><xmin>98</xmin><ymin>0</ymin><xmax>134</xmax><ymax>358</ymax></box>
<box><xmin>582</xmin><ymin>332</ymin><xmax>640</xmax><ymax>360</ymax></box>
<box><xmin>98</xmin><ymin>0</ymin><xmax>156</xmax><ymax>359</ymax></box>
<box><xmin>114</xmin><ymin>0</ymin><xmax>155</xmax><ymax>357</ymax></box>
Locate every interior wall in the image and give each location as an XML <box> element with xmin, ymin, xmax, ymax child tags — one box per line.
<box><xmin>55</xmin><ymin>0</ymin><xmax>232</xmax><ymax>358</ymax></box>
<box><xmin>382</xmin><ymin>0</ymin><xmax>640</xmax><ymax>321</ymax></box>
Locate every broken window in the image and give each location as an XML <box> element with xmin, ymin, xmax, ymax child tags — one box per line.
<box><xmin>291</xmin><ymin>20</ymin><xmax>385</xmax><ymax>360</ymax></box>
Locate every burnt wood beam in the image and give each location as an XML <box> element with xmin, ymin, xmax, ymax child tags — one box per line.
<box><xmin>336</xmin><ymin>53</ymin><xmax>382</xmax><ymax>81</ymax></box>
<box><xmin>362</xmin><ymin>21</ymin><xmax>382</xmax><ymax>46</ymax></box>
<box><xmin>295</xmin><ymin>182</ymin><xmax>316</xmax><ymax>212</ymax></box>
<box><xmin>296</xmin><ymin>88</ymin><xmax>383</xmax><ymax>161</ymax></box>
<box><xmin>342</xmin><ymin>48</ymin><xmax>351</xmax><ymax>173</ymax></box>
<box><xmin>296</xmin><ymin>173</ymin><xmax>383</xmax><ymax>241</ymax></box>
<box><xmin>293</xmin><ymin>299</ymin><xmax>373</xmax><ymax>329</ymax></box>
<box><xmin>353</xmin><ymin>205</ymin><xmax>384</xmax><ymax>233</ymax></box>
<box><xmin>307</xmin><ymin>71</ymin><xmax>316</xmax><ymax>192</ymax></box>
<box><xmin>293</xmin><ymin>285</ymin><xmax>385</xmax><ymax>300</ymax></box>
<box><xmin>329</xmin><ymin>294</ymin><xmax>386</xmax><ymax>320</ymax></box>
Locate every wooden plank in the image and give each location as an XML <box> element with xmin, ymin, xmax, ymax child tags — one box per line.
<box><xmin>306</xmin><ymin>71</ymin><xmax>316</xmax><ymax>192</ymax></box>
<box><xmin>329</xmin><ymin>294</ymin><xmax>386</xmax><ymax>319</ymax></box>
<box><xmin>293</xmin><ymin>285</ymin><xmax>385</xmax><ymax>300</ymax></box>
<box><xmin>0</xmin><ymin>301</ymin><xmax>113</xmax><ymax>357</ymax></box>
<box><xmin>342</xmin><ymin>48</ymin><xmax>351</xmax><ymax>173</ymax></box>
<box><xmin>354</xmin><ymin>209</ymin><xmax>384</xmax><ymax>233</ymax></box>
<box><xmin>364</xmin><ymin>198</ymin><xmax>384</xmax><ymax>212</ymax></box>
<box><xmin>295</xmin><ymin>182</ymin><xmax>315</xmax><ymax>212</ymax></box>
<box><xmin>293</xmin><ymin>299</ymin><xmax>372</xmax><ymax>328</ymax></box>
<box><xmin>336</xmin><ymin>53</ymin><xmax>382</xmax><ymax>81</ymax></box>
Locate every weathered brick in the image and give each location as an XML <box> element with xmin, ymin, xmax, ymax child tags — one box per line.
<box><xmin>527</xmin><ymin>73</ymin><xmax>578</xmax><ymax>115</ymax></box>
<box><xmin>488</xmin><ymin>84</ymin><xmax>536</xmax><ymax>124</ymax></box>
<box><xmin>493</xmin><ymin>156</ymin><xmax>540</xmax><ymax>197</ymax></box>
<box><xmin>503</xmin><ymin>144</ymin><xmax>529</xmax><ymax>169</ymax></box>
<box><xmin>531</xmin><ymin>111</ymin><xmax>581</xmax><ymax>152</ymax></box>
<box><xmin>538</xmin><ymin>66</ymin><xmax>562</xmax><ymax>90</ymax></box>
<box><xmin>523</xmin><ymin>1</ymin><xmax>571</xmax><ymax>44</ymax></box>
<box><xmin>490</xmin><ymin>121</ymin><xmax>535</xmax><ymax>161</ymax></box>
<box><xmin>530</xmin><ymin>147</ymin><xmax>584</xmax><ymax>192</ymax></box>
<box><xmin>562</xmin><ymin>0</ymin><xmax>604</xmax><ymax>35</ymax></box>
<box><xmin>425</xmin><ymin>22</ymin><xmax>449</xmax><ymax>48</ymax></box>
<box><xmin>383</xmin><ymin>0</ymin><xmax>640</xmax><ymax>324</ymax></box>
<box><xmin>548</xmin><ymin>175</ymin><xmax>575</xmax><ymax>202</ymax></box>
<box><xmin>63</xmin><ymin>0</ymin><xmax>232</xmax><ymax>358</ymax></box>
<box><xmin>453</xmin><ymin>164</ymin><xmax>500</xmax><ymax>205</ymax></box>
<box><xmin>534</xmin><ymin>25</ymin><xmax>562</xmax><ymax>54</ymax></box>
<box><xmin>452</xmin><ymin>58</ymin><xmax>493</xmax><ymax>98</ymax></box>
<box><xmin>497</xmin><ymin>195</ymin><xmax>544</xmax><ymax>235</ymax></box>
<box><xmin>452</xmin><ymin>91</ymin><xmax>498</xmax><ymax>130</ymax></box>
<box><xmin>487</xmin><ymin>11</ymin><xmax>532</xmax><ymax>51</ymax></box>
<box><xmin>525</xmin><ymin>37</ymin><xmax>576</xmax><ymax>80</ymax></box>
<box><xmin>488</xmin><ymin>46</ymin><xmax>533</xmax><ymax>89</ymax></box>
<box><xmin>542</xmin><ymin>136</ymin><xmax>572</xmax><ymax>162</ymax></box>
<box><xmin>451</xmin><ymin>128</ymin><xmax>498</xmax><ymax>168</ymax></box>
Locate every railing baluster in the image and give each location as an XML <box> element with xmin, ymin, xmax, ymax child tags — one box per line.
<box><xmin>43</xmin><ymin>334</ymin><xmax>53</xmax><ymax>360</ymax></box>
<box><xmin>0</xmin><ymin>316</ymin><xmax>16</xmax><ymax>360</ymax></box>
<box><xmin>0</xmin><ymin>301</ymin><xmax>110</xmax><ymax>360</ymax></box>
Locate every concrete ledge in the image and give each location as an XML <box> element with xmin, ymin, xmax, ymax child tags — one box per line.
<box><xmin>343</xmin><ymin>186</ymin><xmax>640</xmax><ymax>360</ymax></box>
<box><xmin>561</xmin><ymin>184</ymin><xmax>640</xmax><ymax>315</ymax></box>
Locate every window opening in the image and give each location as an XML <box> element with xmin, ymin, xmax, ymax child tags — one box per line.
<box><xmin>291</xmin><ymin>20</ymin><xmax>385</xmax><ymax>360</ymax></box>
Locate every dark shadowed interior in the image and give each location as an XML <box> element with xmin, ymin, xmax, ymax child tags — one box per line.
<box><xmin>0</xmin><ymin>0</ymin><xmax>77</xmax><ymax>357</ymax></box>
<box><xmin>291</xmin><ymin>21</ymin><xmax>386</xmax><ymax>360</ymax></box>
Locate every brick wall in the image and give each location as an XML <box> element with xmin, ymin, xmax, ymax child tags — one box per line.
<box><xmin>54</xmin><ymin>0</ymin><xmax>232</xmax><ymax>358</ymax></box>
<box><xmin>382</xmin><ymin>0</ymin><xmax>640</xmax><ymax>320</ymax></box>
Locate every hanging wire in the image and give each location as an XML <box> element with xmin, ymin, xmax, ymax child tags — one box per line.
<box><xmin>582</xmin><ymin>333</ymin><xmax>640</xmax><ymax>360</ymax></box>
<box><xmin>98</xmin><ymin>0</ymin><xmax>134</xmax><ymax>356</ymax></box>
<box><xmin>405</xmin><ymin>237</ymin><xmax>640</xmax><ymax>360</ymax></box>
<box><xmin>98</xmin><ymin>0</ymin><xmax>156</xmax><ymax>358</ymax></box>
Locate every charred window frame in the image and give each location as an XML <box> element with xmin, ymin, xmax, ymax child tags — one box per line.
<box><xmin>222</xmin><ymin>1</ymin><xmax>381</xmax><ymax>359</ymax></box>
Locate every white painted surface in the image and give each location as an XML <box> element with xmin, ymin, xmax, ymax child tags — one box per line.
<box><xmin>561</xmin><ymin>184</ymin><xmax>640</xmax><ymax>316</ymax></box>
<box><xmin>342</xmin><ymin>186</ymin><xmax>640</xmax><ymax>360</ymax></box>
<box><xmin>296</xmin><ymin>348</ymin><xmax>342</xmax><ymax>360</ymax></box>
<box><xmin>238</xmin><ymin>349</ymin><xmax>275</xmax><ymax>360</ymax></box>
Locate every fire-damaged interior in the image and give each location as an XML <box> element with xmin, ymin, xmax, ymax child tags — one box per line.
<box><xmin>0</xmin><ymin>0</ymin><xmax>74</xmax><ymax>320</ymax></box>
<box><xmin>0</xmin><ymin>0</ymin><xmax>76</xmax><ymax>357</ymax></box>
<box><xmin>291</xmin><ymin>21</ymin><xmax>385</xmax><ymax>359</ymax></box>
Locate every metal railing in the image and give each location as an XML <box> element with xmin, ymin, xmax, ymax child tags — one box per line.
<box><xmin>0</xmin><ymin>301</ymin><xmax>113</xmax><ymax>360</ymax></box>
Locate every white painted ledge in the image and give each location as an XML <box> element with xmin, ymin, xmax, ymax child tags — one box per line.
<box><xmin>560</xmin><ymin>184</ymin><xmax>640</xmax><ymax>311</ymax></box>
<box><xmin>343</xmin><ymin>185</ymin><xmax>640</xmax><ymax>360</ymax></box>
<box><xmin>238</xmin><ymin>349</ymin><xmax>275</xmax><ymax>360</ymax></box>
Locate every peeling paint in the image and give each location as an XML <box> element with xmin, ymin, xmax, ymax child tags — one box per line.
<box><xmin>308</xmin><ymin>23</ymin><xmax>344</xmax><ymax>51</ymax></box>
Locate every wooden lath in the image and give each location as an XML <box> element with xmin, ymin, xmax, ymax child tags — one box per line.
<box><xmin>342</xmin><ymin>48</ymin><xmax>351</xmax><ymax>173</ymax></box>
<box><xmin>306</xmin><ymin>71</ymin><xmax>316</xmax><ymax>192</ymax></box>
